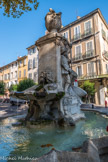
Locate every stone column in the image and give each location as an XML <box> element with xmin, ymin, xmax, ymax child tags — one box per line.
<box><xmin>95</xmin><ymin>81</ymin><xmax>100</xmax><ymax>105</ymax></box>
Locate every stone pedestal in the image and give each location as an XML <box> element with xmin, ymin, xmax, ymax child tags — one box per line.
<box><xmin>36</xmin><ymin>32</ymin><xmax>63</xmax><ymax>91</ymax></box>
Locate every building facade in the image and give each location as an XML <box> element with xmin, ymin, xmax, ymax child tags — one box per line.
<box><xmin>9</xmin><ymin>61</ymin><xmax>18</xmax><ymax>86</ymax></box>
<box><xmin>0</xmin><ymin>56</ymin><xmax>28</xmax><ymax>89</ymax></box>
<box><xmin>17</xmin><ymin>56</ymin><xmax>28</xmax><ymax>83</ymax></box>
<box><xmin>0</xmin><ymin>61</ymin><xmax>18</xmax><ymax>89</ymax></box>
<box><xmin>60</xmin><ymin>8</ymin><xmax>108</xmax><ymax>105</ymax></box>
<box><xmin>27</xmin><ymin>45</ymin><xmax>38</xmax><ymax>83</ymax></box>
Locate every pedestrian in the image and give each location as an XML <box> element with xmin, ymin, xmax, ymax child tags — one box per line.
<box><xmin>105</xmin><ymin>100</ymin><xmax>107</xmax><ymax>108</ymax></box>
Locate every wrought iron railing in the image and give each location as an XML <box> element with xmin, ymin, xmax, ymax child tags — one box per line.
<box><xmin>87</xmin><ymin>72</ymin><xmax>97</xmax><ymax>77</ymax></box>
<box><xmin>102</xmin><ymin>29</ymin><xmax>106</xmax><ymax>39</ymax></box>
<box><xmin>103</xmin><ymin>51</ymin><xmax>108</xmax><ymax>60</ymax></box>
<box><xmin>82</xmin><ymin>28</ymin><xmax>93</xmax><ymax>37</ymax></box>
<box><xmin>72</xmin><ymin>54</ymin><xmax>82</xmax><ymax>61</ymax></box>
<box><xmin>73</xmin><ymin>33</ymin><xmax>81</xmax><ymax>41</ymax></box>
<box><xmin>83</xmin><ymin>50</ymin><xmax>94</xmax><ymax>59</ymax></box>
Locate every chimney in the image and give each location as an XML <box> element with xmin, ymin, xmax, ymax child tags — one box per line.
<box><xmin>45</xmin><ymin>30</ymin><xmax>49</xmax><ymax>35</ymax></box>
<box><xmin>77</xmin><ymin>16</ymin><xmax>81</xmax><ymax>20</ymax></box>
<box><xmin>17</xmin><ymin>56</ymin><xmax>21</xmax><ymax>59</ymax></box>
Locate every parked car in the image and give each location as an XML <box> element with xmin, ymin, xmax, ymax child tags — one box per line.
<box><xmin>10</xmin><ymin>97</ymin><xmax>27</xmax><ymax>106</ymax></box>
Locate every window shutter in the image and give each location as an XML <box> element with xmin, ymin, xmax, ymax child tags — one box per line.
<box><xmin>78</xmin><ymin>26</ymin><xmax>80</xmax><ymax>34</ymax></box>
<box><xmin>76</xmin><ymin>67</ymin><xmax>78</xmax><ymax>75</ymax></box>
<box><xmin>33</xmin><ymin>58</ymin><xmax>37</xmax><ymax>68</ymax></box>
<box><xmin>91</xmin><ymin>62</ymin><xmax>94</xmax><ymax>73</ymax></box>
<box><xmin>29</xmin><ymin>59</ymin><xmax>32</xmax><ymax>69</ymax></box>
<box><xmin>28</xmin><ymin>60</ymin><xmax>30</xmax><ymax>69</ymax></box>
<box><xmin>88</xmin><ymin>63</ymin><xmax>91</xmax><ymax>74</ymax></box>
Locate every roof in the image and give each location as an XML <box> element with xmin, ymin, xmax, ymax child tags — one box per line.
<box><xmin>26</xmin><ymin>44</ymin><xmax>36</xmax><ymax>50</ymax></box>
<box><xmin>0</xmin><ymin>60</ymin><xmax>17</xmax><ymax>70</ymax></box>
<box><xmin>60</xmin><ymin>8</ymin><xmax>108</xmax><ymax>32</ymax></box>
<box><xmin>0</xmin><ymin>55</ymin><xmax>27</xmax><ymax>70</ymax></box>
<box><xmin>17</xmin><ymin>55</ymin><xmax>27</xmax><ymax>61</ymax></box>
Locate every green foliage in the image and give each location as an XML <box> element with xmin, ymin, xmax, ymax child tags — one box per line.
<box><xmin>56</xmin><ymin>92</ymin><xmax>65</xmax><ymax>100</ymax></box>
<box><xmin>0</xmin><ymin>81</ymin><xmax>5</xmax><ymax>95</ymax></box>
<box><xmin>80</xmin><ymin>80</ymin><xmax>95</xmax><ymax>96</ymax></box>
<box><xmin>0</xmin><ymin>0</ymin><xmax>39</xmax><ymax>18</ymax></box>
<box><xmin>17</xmin><ymin>78</ymin><xmax>35</xmax><ymax>91</ymax></box>
<box><xmin>9</xmin><ymin>84</ymin><xmax>18</xmax><ymax>92</ymax></box>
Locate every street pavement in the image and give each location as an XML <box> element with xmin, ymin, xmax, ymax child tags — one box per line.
<box><xmin>0</xmin><ymin>103</ymin><xmax>28</xmax><ymax>120</ymax></box>
<box><xmin>81</xmin><ymin>104</ymin><xmax>108</xmax><ymax>116</ymax></box>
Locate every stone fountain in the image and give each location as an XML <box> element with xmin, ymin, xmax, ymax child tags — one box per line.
<box><xmin>12</xmin><ymin>8</ymin><xmax>86</xmax><ymax>126</ymax></box>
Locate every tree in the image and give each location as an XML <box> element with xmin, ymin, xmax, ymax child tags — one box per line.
<box><xmin>17</xmin><ymin>78</ymin><xmax>35</xmax><ymax>91</ymax></box>
<box><xmin>9</xmin><ymin>84</ymin><xmax>18</xmax><ymax>92</ymax></box>
<box><xmin>0</xmin><ymin>81</ymin><xmax>5</xmax><ymax>95</ymax></box>
<box><xmin>0</xmin><ymin>0</ymin><xmax>39</xmax><ymax>18</ymax></box>
<box><xmin>80</xmin><ymin>80</ymin><xmax>95</xmax><ymax>103</ymax></box>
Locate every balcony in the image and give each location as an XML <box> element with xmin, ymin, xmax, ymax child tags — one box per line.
<box><xmin>103</xmin><ymin>51</ymin><xmax>108</xmax><ymax>60</ymax></box>
<box><xmin>102</xmin><ymin>29</ymin><xmax>106</xmax><ymax>40</ymax></box>
<box><xmin>72</xmin><ymin>54</ymin><xmax>82</xmax><ymax>62</ymax></box>
<box><xmin>83</xmin><ymin>50</ymin><xmax>95</xmax><ymax>59</ymax></box>
<box><xmin>87</xmin><ymin>72</ymin><xmax>96</xmax><ymax>77</ymax></box>
<box><xmin>82</xmin><ymin>72</ymin><xmax>97</xmax><ymax>80</ymax></box>
<box><xmin>77</xmin><ymin>74</ymin><xmax>83</xmax><ymax>79</ymax></box>
<box><xmin>72</xmin><ymin>33</ymin><xmax>81</xmax><ymax>42</ymax></box>
<box><xmin>82</xmin><ymin>28</ymin><xmax>93</xmax><ymax>38</ymax></box>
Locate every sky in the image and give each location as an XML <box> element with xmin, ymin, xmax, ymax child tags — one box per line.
<box><xmin>0</xmin><ymin>0</ymin><xmax>108</xmax><ymax>66</ymax></box>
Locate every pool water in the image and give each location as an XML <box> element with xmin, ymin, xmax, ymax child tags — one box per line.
<box><xmin>0</xmin><ymin>112</ymin><xmax>108</xmax><ymax>162</ymax></box>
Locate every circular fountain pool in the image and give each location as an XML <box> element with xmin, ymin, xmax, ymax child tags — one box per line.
<box><xmin>0</xmin><ymin>112</ymin><xmax>108</xmax><ymax>162</ymax></box>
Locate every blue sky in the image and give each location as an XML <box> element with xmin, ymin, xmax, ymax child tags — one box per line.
<box><xmin>0</xmin><ymin>0</ymin><xmax>108</xmax><ymax>66</ymax></box>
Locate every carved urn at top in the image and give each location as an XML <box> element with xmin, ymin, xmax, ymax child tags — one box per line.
<box><xmin>45</xmin><ymin>8</ymin><xmax>62</xmax><ymax>33</ymax></box>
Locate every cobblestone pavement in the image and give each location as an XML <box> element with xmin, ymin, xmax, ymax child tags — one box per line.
<box><xmin>0</xmin><ymin>103</ymin><xmax>28</xmax><ymax>120</ymax></box>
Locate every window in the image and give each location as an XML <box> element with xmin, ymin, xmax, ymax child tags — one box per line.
<box><xmin>8</xmin><ymin>73</ymin><xmax>10</xmax><ymax>80</ymax></box>
<box><xmin>106</xmin><ymin>64</ymin><xmax>108</xmax><ymax>74</ymax></box>
<box><xmin>76</xmin><ymin>66</ymin><xmax>82</xmax><ymax>77</ymax></box>
<box><xmin>24</xmin><ymin>69</ymin><xmax>26</xmax><ymax>77</ymax></box>
<box><xmin>85</xmin><ymin>20</ymin><xmax>92</xmax><ymax>34</ymax></box>
<box><xmin>101</xmin><ymin>23</ymin><xmax>103</xmax><ymax>30</ymax></box>
<box><xmin>75</xmin><ymin>45</ymin><xmax>82</xmax><ymax>58</ymax></box>
<box><xmin>16</xmin><ymin>62</ymin><xmax>17</xmax><ymax>66</ymax></box>
<box><xmin>34</xmin><ymin>72</ymin><xmax>37</xmax><ymax>81</ymax></box>
<box><xmin>19</xmin><ymin>60</ymin><xmax>22</xmax><ymax>67</ymax></box>
<box><xmin>11</xmin><ymin>72</ymin><xmax>13</xmax><ymax>79</ymax></box>
<box><xmin>33</xmin><ymin>58</ymin><xmax>37</xmax><ymax>68</ymax></box>
<box><xmin>4</xmin><ymin>74</ymin><xmax>7</xmax><ymax>80</ymax></box>
<box><xmin>103</xmin><ymin>41</ymin><xmax>105</xmax><ymax>53</ymax></box>
<box><xmin>63</xmin><ymin>32</ymin><xmax>68</xmax><ymax>39</ymax></box>
<box><xmin>24</xmin><ymin>59</ymin><xmax>26</xmax><ymax>66</ymax></box>
<box><xmin>107</xmin><ymin>31</ymin><xmax>108</xmax><ymax>41</ymax></box>
<box><xmin>30</xmin><ymin>48</ymin><xmax>33</xmax><ymax>54</ymax></box>
<box><xmin>33</xmin><ymin>47</ymin><xmax>36</xmax><ymax>53</ymax></box>
<box><xmin>19</xmin><ymin>71</ymin><xmax>21</xmax><ymax>78</ymax></box>
<box><xmin>15</xmin><ymin>71</ymin><xmax>17</xmax><ymax>78</ymax></box>
<box><xmin>28</xmin><ymin>59</ymin><xmax>32</xmax><ymax>69</ymax></box>
<box><xmin>28</xmin><ymin>49</ymin><xmax>31</xmax><ymax>55</ymax></box>
<box><xmin>29</xmin><ymin>73</ymin><xmax>32</xmax><ymax>79</ymax></box>
<box><xmin>86</xmin><ymin>41</ymin><xmax>93</xmax><ymax>56</ymax></box>
<box><xmin>87</xmin><ymin>62</ymin><xmax>94</xmax><ymax>76</ymax></box>
<box><xmin>74</xmin><ymin>25</ymin><xmax>80</xmax><ymax>39</ymax></box>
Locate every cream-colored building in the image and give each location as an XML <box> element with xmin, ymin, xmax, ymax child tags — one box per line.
<box><xmin>27</xmin><ymin>45</ymin><xmax>38</xmax><ymax>83</ymax></box>
<box><xmin>60</xmin><ymin>8</ymin><xmax>108</xmax><ymax>105</ymax></box>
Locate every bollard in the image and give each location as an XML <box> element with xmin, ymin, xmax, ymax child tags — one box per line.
<box><xmin>105</xmin><ymin>100</ymin><xmax>107</xmax><ymax>108</ymax></box>
<box><xmin>106</xmin><ymin>126</ymin><xmax>108</xmax><ymax>132</ymax></box>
